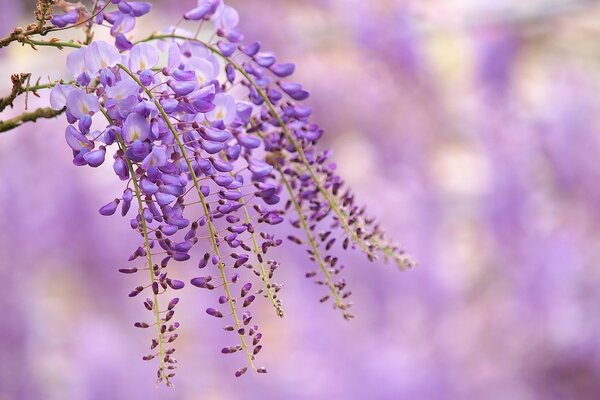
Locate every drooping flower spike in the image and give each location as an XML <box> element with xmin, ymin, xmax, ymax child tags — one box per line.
<box><xmin>43</xmin><ymin>0</ymin><xmax>413</xmax><ymax>385</ymax></box>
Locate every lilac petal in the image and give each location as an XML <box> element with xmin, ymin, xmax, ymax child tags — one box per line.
<box><xmin>65</xmin><ymin>125</ymin><xmax>93</xmax><ymax>151</ymax></box>
<box><xmin>84</xmin><ymin>41</ymin><xmax>120</xmax><ymax>73</ymax></box>
<box><xmin>213</xmin><ymin>5</ymin><xmax>239</xmax><ymax>30</ymax></box>
<box><xmin>141</xmin><ymin>146</ymin><xmax>168</xmax><ymax>170</ymax></box>
<box><xmin>67</xmin><ymin>47</ymin><xmax>87</xmax><ymax>77</ymax></box>
<box><xmin>66</xmin><ymin>90</ymin><xmax>99</xmax><ymax>119</ymax></box>
<box><xmin>207</xmin><ymin>93</ymin><xmax>237</xmax><ymax>124</ymax></box>
<box><xmin>122</xmin><ymin>113</ymin><xmax>150</xmax><ymax>143</ymax></box>
<box><xmin>50</xmin><ymin>84</ymin><xmax>75</xmax><ymax>110</ymax></box>
<box><xmin>129</xmin><ymin>42</ymin><xmax>159</xmax><ymax>72</ymax></box>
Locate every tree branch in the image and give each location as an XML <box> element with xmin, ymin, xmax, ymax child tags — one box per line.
<box><xmin>0</xmin><ymin>74</ymin><xmax>32</xmax><ymax>112</ymax></box>
<box><xmin>0</xmin><ymin>107</ymin><xmax>64</xmax><ymax>133</ymax></box>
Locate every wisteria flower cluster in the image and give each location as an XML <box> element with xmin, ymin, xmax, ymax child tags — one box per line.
<box><xmin>0</xmin><ymin>0</ymin><xmax>413</xmax><ymax>386</ymax></box>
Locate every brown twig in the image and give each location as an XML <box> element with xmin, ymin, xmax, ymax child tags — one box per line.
<box><xmin>0</xmin><ymin>0</ymin><xmax>54</xmax><ymax>48</ymax></box>
<box><xmin>0</xmin><ymin>107</ymin><xmax>64</xmax><ymax>133</ymax></box>
<box><xmin>0</xmin><ymin>74</ymin><xmax>32</xmax><ymax>112</ymax></box>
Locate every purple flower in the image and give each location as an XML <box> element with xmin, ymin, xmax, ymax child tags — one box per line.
<box><xmin>122</xmin><ymin>113</ymin><xmax>150</xmax><ymax>143</ymax></box>
<box><xmin>206</xmin><ymin>93</ymin><xmax>236</xmax><ymax>124</ymax></box>
<box><xmin>66</xmin><ymin>90</ymin><xmax>100</xmax><ymax>119</ymax></box>
<box><xmin>84</xmin><ymin>41</ymin><xmax>121</xmax><ymax>73</ymax></box>
<box><xmin>129</xmin><ymin>43</ymin><xmax>159</xmax><ymax>72</ymax></box>
<box><xmin>50</xmin><ymin>84</ymin><xmax>75</xmax><ymax>110</ymax></box>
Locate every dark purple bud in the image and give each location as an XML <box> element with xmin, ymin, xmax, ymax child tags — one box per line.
<box><xmin>168</xmin><ymin>279</ymin><xmax>185</xmax><ymax>290</ymax></box>
<box><xmin>129</xmin><ymin>286</ymin><xmax>144</xmax><ymax>297</ymax></box>
<box><xmin>118</xmin><ymin>267</ymin><xmax>138</xmax><ymax>274</ymax></box>
<box><xmin>83</xmin><ymin>146</ymin><xmax>106</xmax><ymax>167</ymax></box>
<box><xmin>242</xmin><ymin>311</ymin><xmax>252</xmax><ymax>325</ymax></box>
<box><xmin>206</xmin><ymin>308</ymin><xmax>223</xmax><ymax>318</ymax></box>
<box><xmin>198</xmin><ymin>253</ymin><xmax>210</xmax><ymax>269</ymax></box>
<box><xmin>231</xmin><ymin>273</ymin><xmax>240</xmax><ymax>283</ymax></box>
<box><xmin>115</xmin><ymin>33</ymin><xmax>133</xmax><ymax>51</ymax></box>
<box><xmin>240</xmin><ymin>282</ymin><xmax>252</xmax><ymax>297</ymax></box>
<box><xmin>235</xmin><ymin>367</ymin><xmax>248</xmax><ymax>378</ymax></box>
<box><xmin>217</xmin><ymin>41</ymin><xmax>236</xmax><ymax>56</ymax></box>
<box><xmin>190</xmin><ymin>276</ymin><xmax>212</xmax><ymax>288</ymax></box>
<box><xmin>257</xmin><ymin>367</ymin><xmax>267</xmax><ymax>374</ymax></box>
<box><xmin>243</xmin><ymin>295</ymin><xmax>255</xmax><ymax>308</ymax></box>
<box><xmin>221</xmin><ymin>346</ymin><xmax>237</xmax><ymax>354</ymax></box>
<box><xmin>253</xmin><ymin>333</ymin><xmax>262</xmax><ymax>346</ymax></box>
<box><xmin>168</xmin><ymin>298</ymin><xmax>179</xmax><ymax>310</ymax></box>
<box><xmin>270</xmin><ymin>63</ymin><xmax>295</xmax><ymax>77</ymax></box>
<box><xmin>239</xmin><ymin>41</ymin><xmax>260</xmax><ymax>56</ymax></box>
<box><xmin>99</xmin><ymin>199</ymin><xmax>120</xmax><ymax>216</ymax></box>
<box><xmin>172</xmin><ymin>252</ymin><xmax>191</xmax><ymax>262</ymax></box>
<box><xmin>134</xmin><ymin>322</ymin><xmax>150</xmax><ymax>328</ymax></box>
<box><xmin>218</xmin><ymin>295</ymin><xmax>228</xmax><ymax>304</ymax></box>
<box><xmin>253</xmin><ymin>345</ymin><xmax>262</xmax><ymax>355</ymax></box>
<box><xmin>226</xmin><ymin>63</ymin><xmax>236</xmax><ymax>83</ymax></box>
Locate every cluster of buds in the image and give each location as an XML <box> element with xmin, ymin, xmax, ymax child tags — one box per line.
<box><xmin>19</xmin><ymin>0</ymin><xmax>415</xmax><ymax>385</ymax></box>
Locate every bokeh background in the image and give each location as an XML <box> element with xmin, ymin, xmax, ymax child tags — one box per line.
<box><xmin>2</xmin><ymin>0</ymin><xmax>600</xmax><ymax>399</ymax></box>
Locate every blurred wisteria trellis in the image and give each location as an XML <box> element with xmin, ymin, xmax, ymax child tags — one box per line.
<box><xmin>2</xmin><ymin>0</ymin><xmax>600</xmax><ymax>399</ymax></box>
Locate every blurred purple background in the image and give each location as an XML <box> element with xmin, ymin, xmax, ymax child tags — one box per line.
<box><xmin>2</xmin><ymin>0</ymin><xmax>600</xmax><ymax>399</ymax></box>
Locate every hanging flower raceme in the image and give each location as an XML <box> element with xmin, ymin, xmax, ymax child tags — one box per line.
<box><xmin>40</xmin><ymin>0</ymin><xmax>414</xmax><ymax>385</ymax></box>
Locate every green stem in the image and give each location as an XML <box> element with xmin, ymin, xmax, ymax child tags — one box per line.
<box><xmin>0</xmin><ymin>106</ymin><xmax>64</xmax><ymax>133</ymax></box>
